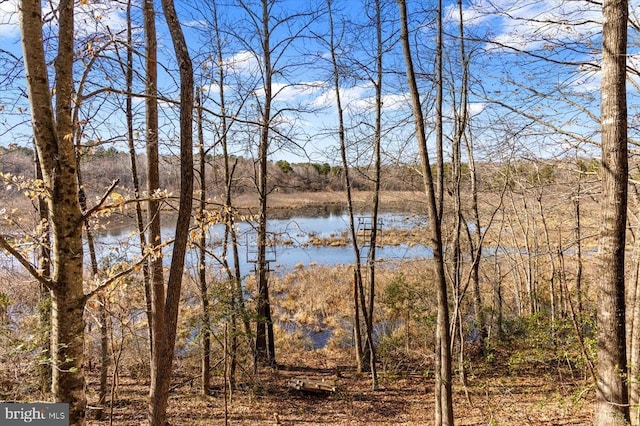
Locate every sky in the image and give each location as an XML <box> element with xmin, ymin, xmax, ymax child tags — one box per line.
<box><xmin>1</xmin><ymin>0</ymin><xmax>639</xmax><ymax>165</ymax></box>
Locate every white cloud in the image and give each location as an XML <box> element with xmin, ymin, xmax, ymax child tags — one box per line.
<box><xmin>271</xmin><ymin>81</ymin><xmax>324</xmax><ymax>103</ymax></box>
<box><xmin>310</xmin><ymin>83</ymin><xmax>411</xmax><ymax>116</ymax></box>
<box><xmin>200</xmin><ymin>84</ymin><xmax>221</xmax><ymax>95</ymax></box>
<box><xmin>183</xmin><ymin>19</ymin><xmax>208</xmax><ymax>30</ymax></box>
<box><xmin>75</xmin><ymin>0</ymin><xmax>128</xmax><ymax>39</ymax></box>
<box><xmin>444</xmin><ymin>2</ymin><xmax>492</xmax><ymax>27</ymax></box>
<box><xmin>570</xmin><ymin>69</ymin><xmax>600</xmax><ymax>95</ymax></box>
<box><xmin>311</xmin><ymin>83</ymin><xmax>372</xmax><ymax>109</ymax></box>
<box><xmin>0</xmin><ymin>0</ymin><xmax>20</xmax><ymax>39</ymax></box>
<box><xmin>311</xmin><ymin>83</ymin><xmax>411</xmax><ymax>122</ymax></box>
<box><xmin>465</xmin><ymin>0</ymin><xmax>601</xmax><ymax>52</ymax></box>
<box><xmin>469</xmin><ymin>102</ymin><xmax>486</xmax><ymax>117</ymax></box>
<box><xmin>223</xmin><ymin>50</ymin><xmax>261</xmax><ymax>75</ymax></box>
<box><xmin>0</xmin><ymin>0</ymin><xmax>129</xmax><ymax>42</ymax></box>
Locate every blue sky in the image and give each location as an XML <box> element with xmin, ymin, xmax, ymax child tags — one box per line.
<box><xmin>0</xmin><ymin>0</ymin><xmax>638</xmax><ymax>164</ymax></box>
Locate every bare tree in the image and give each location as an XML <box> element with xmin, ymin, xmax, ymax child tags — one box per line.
<box><xmin>144</xmin><ymin>0</ymin><xmax>163</xmax><ymax>364</ymax></box>
<box><xmin>209</xmin><ymin>0</ymin><xmax>253</xmax><ymax>389</ymax></box>
<box><xmin>252</xmin><ymin>0</ymin><xmax>278</xmax><ymax>367</ymax></box>
<box><xmin>195</xmin><ymin>89</ymin><xmax>212</xmax><ymax>395</ymax></box>
<box><xmin>15</xmin><ymin>0</ymin><xmax>87</xmax><ymax>422</ymax></box>
<box><xmin>595</xmin><ymin>0</ymin><xmax>630</xmax><ymax>424</ymax></box>
<box><xmin>121</xmin><ymin>0</ymin><xmax>154</xmax><ymax>360</ymax></box>
<box><xmin>396</xmin><ymin>1</ymin><xmax>453</xmax><ymax>424</ymax></box>
<box><xmin>148</xmin><ymin>0</ymin><xmax>194</xmax><ymax>423</ymax></box>
<box><xmin>324</xmin><ymin>0</ymin><xmax>379</xmax><ymax>385</ymax></box>
<box><xmin>363</xmin><ymin>0</ymin><xmax>384</xmax><ymax>390</ymax></box>
<box><xmin>232</xmin><ymin>0</ymin><xmax>317</xmax><ymax>367</ymax></box>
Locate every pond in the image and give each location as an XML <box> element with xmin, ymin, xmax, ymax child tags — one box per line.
<box><xmin>92</xmin><ymin>210</ymin><xmax>433</xmax><ymax>276</ymax></box>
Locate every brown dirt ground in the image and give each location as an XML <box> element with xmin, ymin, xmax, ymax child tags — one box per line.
<box><xmin>85</xmin><ymin>348</ymin><xmax>593</xmax><ymax>426</ymax></box>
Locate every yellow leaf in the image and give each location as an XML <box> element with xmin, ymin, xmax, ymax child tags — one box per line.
<box><xmin>110</xmin><ymin>192</ymin><xmax>124</xmax><ymax>204</ymax></box>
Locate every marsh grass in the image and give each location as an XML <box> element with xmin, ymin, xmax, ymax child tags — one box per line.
<box><xmin>265</xmin><ymin>261</ymin><xmax>439</xmax><ymax>359</ymax></box>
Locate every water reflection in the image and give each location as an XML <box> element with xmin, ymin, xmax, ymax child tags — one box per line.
<box><xmin>90</xmin><ymin>211</ymin><xmax>432</xmax><ymax>274</ymax></box>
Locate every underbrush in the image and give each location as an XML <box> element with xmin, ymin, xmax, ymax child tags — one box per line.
<box><xmin>485</xmin><ymin>313</ymin><xmax>596</xmax><ymax>380</ymax></box>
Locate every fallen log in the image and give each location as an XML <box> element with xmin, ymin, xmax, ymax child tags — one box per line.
<box><xmin>288</xmin><ymin>378</ymin><xmax>337</xmax><ymax>394</ymax></box>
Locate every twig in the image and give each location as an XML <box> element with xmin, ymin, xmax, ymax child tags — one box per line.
<box><xmin>83</xmin><ymin>179</ymin><xmax>120</xmax><ymax>218</ymax></box>
<box><xmin>83</xmin><ymin>250</ymin><xmax>152</xmax><ymax>303</ymax></box>
<box><xmin>0</xmin><ymin>235</ymin><xmax>53</xmax><ymax>289</ymax></box>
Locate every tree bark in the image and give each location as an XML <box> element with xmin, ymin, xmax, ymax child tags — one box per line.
<box><xmin>595</xmin><ymin>0</ymin><xmax>630</xmax><ymax>424</ymax></box>
<box><xmin>397</xmin><ymin>1</ymin><xmax>453</xmax><ymax>424</ymax></box>
<box><xmin>20</xmin><ymin>0</ymin><xmax>87</xmax><ymax>423</ymax></box>
<box><xmin>628</xmin><ymin>176</ymin><xmax>640</xmax><ymax>425</ymax></box>
<box><xmin>254</xmin><ymin>0</ymin><xmax>276</xmax><ymax>367</ymax></box>
<box><xmin>124</xmin><ymin>0</ymin><xmax>153</xmax><ymax>360</ymax></box>
<box><xmin>196</xmin><ymin>90</ymin><xmax>211</xmax><ymax>396</ymax></box>
<box><xmin>143</xmin><ymin>0</ymin><xmax>163</xmax><ymax>365</ymax></box>
<box><xmin>34</xmin><ymin>148</ymin><xmax>52</xmax><ymax>395</ymax></box>
<box><xmin>148</xmin><ymin>0</ymin><xmax>194</xmax><ymax>423</ymax></box>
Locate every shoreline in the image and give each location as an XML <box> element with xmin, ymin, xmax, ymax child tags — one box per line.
<box><xmin>0</xmin><ymin>190</ymin><xmax>426</xmax><ymax>233</ymax></box>
<box><xmin>230</xmin><ymin>190</ymin><xmax>427</xmax><ymax>217</ymax></box>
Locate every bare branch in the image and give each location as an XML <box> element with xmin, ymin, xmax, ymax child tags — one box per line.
<box><xmin>82</xmin><ymin>250</ymin><xmax>153</xmax><ymax>303</ymax></box>
<box><xmin>83</xmin><ymin>179</ymin><xmax>120</xmax><ymax>218</ymax></box>
<box><xmin>0</xmin><ymin>235</ymin><xmax>53</xmax><ymax>289</ymax></box>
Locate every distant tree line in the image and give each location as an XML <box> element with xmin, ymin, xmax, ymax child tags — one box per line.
<box><xmin>0</xmin><ymin>144</ymin><xmax>602</xmax><ymax>202</ymax></box>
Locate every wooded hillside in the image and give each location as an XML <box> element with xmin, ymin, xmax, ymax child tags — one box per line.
<box><xmin>0</xmin><ymin>0</ymin><xmax>636</xmax><ymax>424</ymax></box>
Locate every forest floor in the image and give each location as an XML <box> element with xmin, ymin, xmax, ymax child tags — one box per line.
<box><xmin>85</xmin><ymin>347</ymin><xmax>593</xmax><ymax>425</ymax></box>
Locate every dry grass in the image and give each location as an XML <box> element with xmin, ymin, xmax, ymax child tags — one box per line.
<box><xmin>233</xmin><ymin>191</ymin><xmax>427</xmax><ymax>214</ymax></box>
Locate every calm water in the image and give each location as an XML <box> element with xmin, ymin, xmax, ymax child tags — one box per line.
<box><xmin>92</xmin><ymin>211</ymin><xmax>433</xmax><ymax>276</ymax></box>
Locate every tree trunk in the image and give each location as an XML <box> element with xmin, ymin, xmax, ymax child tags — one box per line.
<box><xmin>353</xmin><ymin>268</ymin><xmax>364</xmax><ymax>370</ymax></box>
<box><xmin>397</xmin><ymin>1</ymin><xmax>453</xmax><ymax>424</ymax></box>
<box><xmin>125</xmin><ymin>0</ymin><xmax>153</xmax><ymax>359</ymax></box>
<box><xmin>34</xmin><ymin>149</ymin><xmax>52</xmax><ymax>395</ymax></box>
<box><xmin>143</xmin><ymin>0</ymin><xmax>164</xmax><ymax>369</ymax></box>
<box><xmin>254</xmin><ymin>0</ymin><xmax>276</xmax><ymax>367</ymax></box>
<box><xmin>574</xmin><ymin>173</ymin><xmax>584</xmax><ymax>316</ymax></box>
<box><xmin>434</xmin><ymin>0</ymin><xmax>444</xmax><ymax>221</ymax></box>
<box><xmin>326</xmin><ymin>0</ymin><xmax>373</xmax><ymax>374</ymax></box>
<box><xmin>20</xmin><ymin>0</ymin><xmax>87</xmax><ymax>422</ymax></box>
<box><xmin>595</xmin><ymin>0</ymin><xmax>630</xmax><ymax>424</ymax></box>
<box><xmin>450</xmin><ymin>0</ymin><xmax>467</xmax><ymax>388</ymax></box>
<box><xmin>196</xmin><ymin>90</ymin><xmax>211</xmax><ymax>396</ymax></box>
<box><xmin>628</xmin><ymin>177</ymin><xmax>640</xmax><ymax>424</ymax></box>
<box><xmin>364</xmin><ymin>0</ymin><xmax>383</xmax><ymax>390</ymax></box>
<box><xmin>148</xmin><ymin>0</ymin><xmax>194</xmax><ymax>423</ymax></box>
